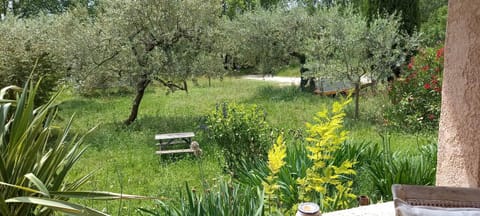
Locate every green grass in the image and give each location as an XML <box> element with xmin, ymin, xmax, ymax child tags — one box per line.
<box><xmin>276</xmin><ymin>65</ymin><xmax>300</xmax><ymax>77</ymax></box>
<box><xmin>58</xmin><ymin>78</ymin><xmax>436</xmax><ymax>214</ymax></box>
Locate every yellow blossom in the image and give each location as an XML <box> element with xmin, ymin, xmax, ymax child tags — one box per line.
<box><xmin>298</xmin><ymin>97</ymin><xmax>357</xmax><ymax>211</ymax></box>
<box><xmin>267</xmin><ymin>134</ymin><xmax>287</xmax><ymax>175</ymax></box>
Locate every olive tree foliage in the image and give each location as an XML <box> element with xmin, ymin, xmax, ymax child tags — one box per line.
<box><xmin>305</xmin><ymin>7</ymin><xmax>419</xmax><ymax>119</ymax></box>
<box><xmin>0</xmin><ymin>15</ymin><xmax>65</xmax><ymax>104</ymax></box>
<box><xmin>117</xmin><ymin>0</ymin><xmax>224</xmax><ymax>125</ymax></box>
<box><xmin>221</xmin><ymin>7</ymin><xmax>318</xmax><ymax>84</ymax></box>
<box><xmin>51</xmin><ymin>7</ymin><xmax>132</xmax><ymax>95</ymax></box>
<box><xmin>1</xmin><ymin>0</ymin><xmax>226</xmax><ymax>125</ymax></box>
<box><xmin>57</xmin><ymin>0</ymin><xmax>225</xmax><ymax>125</ymax></box>
<box><xmin>223</xmin><ymin>0</ymin><xmax>286</xmax><ymax>18</ymax></box>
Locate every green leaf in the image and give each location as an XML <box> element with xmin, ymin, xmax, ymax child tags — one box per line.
<box><xmin>5</xmin><ymin>197</ymin><xmax>108</xmax><ymax>216</ymax></box>
<box><xmin>0</xmin><ymin>181</ymin><xmax>45</xmax><ymax>195</ymax></box>
<box><xmin>0</xmin><ymin>193</ymin><xmax>12</xmax><ymax>216</ymax></box>
<box><xmin>24</xmin><ymin>173</ymin><xmax>50</xmax><ymax>197</ymax></box>
<box><xmin>49</xmin><ymin>191</ymin><xmax>153</xmax><ymax>200</ymax></box>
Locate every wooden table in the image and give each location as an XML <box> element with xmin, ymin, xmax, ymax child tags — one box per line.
<box><xmin>154</xmin><ymin>132</ymin><xmax>195</xmax><ymax>155</ymax></box>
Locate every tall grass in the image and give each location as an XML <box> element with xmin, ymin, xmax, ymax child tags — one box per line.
<box><xmin>57</xmin><ymin>78</ymin><xmax>435</xmax><ymax>214</ymax></box>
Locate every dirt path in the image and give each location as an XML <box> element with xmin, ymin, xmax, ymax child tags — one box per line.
<box><xmin>242</xmin><ymin>75</ymin><xmax>300</xmax><ymax>86</ymax></box>
<box><xmin>242</xmin><ymin>75</ymin><xmax>372</xmax><ymax>86</ymax></box>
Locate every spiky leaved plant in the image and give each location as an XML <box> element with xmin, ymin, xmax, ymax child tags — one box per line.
<box><xmin>0</xmin><ymin>79</ymin><xmax>145</xmax><ymax>216</ymax></box>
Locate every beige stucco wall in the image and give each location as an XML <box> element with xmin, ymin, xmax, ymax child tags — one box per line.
<box><xmin>436</xmin><ymin>0</ymin><xmax>480</xmax><ymax>187</ymax></box>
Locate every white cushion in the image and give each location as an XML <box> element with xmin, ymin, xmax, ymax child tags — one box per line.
<box><xmin>395</xmin><ymin>199</ymin><xmax>480</xmax><ymax>216</ymax></box>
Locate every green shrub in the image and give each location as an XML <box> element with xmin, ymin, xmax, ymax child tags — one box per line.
<box><xmin>204</xmin><ymin>102</ymin><xmax>273</xmax><ymax>174</ymax></box>
<box><xmin>420</xmin><ymin>5</ymin><xmax>447</xmax><ymax>46</ymax></box>
<box><xmin>0</xmin><ymin>16</ymin><xmax>64</xmax><ymax>104</ymax></box>
<box><xmin>236</xmin><ymin>98</ymin><xmax>358</xmax><ymax>213</ymax></box>
<box><xmin>385</xmin><ymin>46</ymin><xmax>444</xmax><ymax>132</ymax></box>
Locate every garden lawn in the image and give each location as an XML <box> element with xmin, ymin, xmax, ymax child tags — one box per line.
<box><xmin>59</xmin><ymin>78</ymin><xmax>436</xmax><ymax>215</ymax></box>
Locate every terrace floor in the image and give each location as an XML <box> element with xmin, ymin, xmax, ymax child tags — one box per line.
<box><xmin>323</xmin><ymin>201</ymin><xmax>394</xmax><ymax>216</ymax></box>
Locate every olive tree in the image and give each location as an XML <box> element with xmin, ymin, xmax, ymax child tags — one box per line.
<box><xmin>0</xmin><ymin>15</ymin><xmax>65</xmax><ymax>103</ymax></box>
<box><xmin>49</xmin><ymin>6</ymin><xmax>130</xmax><ymax>95</ymax></box>
<box><xmin>3</xmin><ymin>0</ymin><xmax>225</xmax><ymax>125</ymax></box>
<box><xmin>119</xmin><ymin>0</ymin><xmax>224</xmax><ymax>125</ymax></box>
<box><xmin>60</xmin><ymin>0</ymin><xmax>225</xmax><ymax>125</ymax></box>
<box><xmin>306</xmin><ymin>7</ymin><xmax>419</xmax><ymax>118</ymax></box>
<box><xmin>222</xmin><ymin>7</ymin><xmax>319</xmax><ymax>90</ymax></box>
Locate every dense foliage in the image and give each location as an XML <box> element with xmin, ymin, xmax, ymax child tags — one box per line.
<box><xmin>362</xmin><ymin>0</ymin><xmax>420</xmax><ymax>35</ymax></box>
<box><xmin>298</xmin><ymin>98</ymin><xmax>357</xmax><ymax>211</ymax></box>
<box><xmin>221</xmin><ymin>7</ymin><xmax>313</xmax><ymax>75</ymax></box>
<box><xmin>305</xmin><ymin>7</ymin><xmax>419</xmax><ymax>118</ymax></box>
<box><xmin>231</xmin><ymin>98</ymin><xmax>357</xmax><ymax>214</ymax></box>
<box><xmin>365</xmin><ymin>138</ymin><xmax>437</xmax><ymax>201</ymax></box>
<box><xmin>385</xmin><ymin>46</ymin><xmax>444</xmax><ymax>131</ymax></box>
<box><xmin>420</xmin><ymin>5</ymin><xmax>447</xmax><ymax>46</ymax></box>
<box><xmin>204</xmin><ymin>102</ymin><xmax>273</xmax><ymax>175</ymax></box>
<box><xmin>0</xmin><ymin>16</ymin><xmax>64</xmax><ymax>104</ymax></box>
<box><xmin>1</xmin><ymin>0</ymin><xmax>77</xmax><ymax>18</ymax></box>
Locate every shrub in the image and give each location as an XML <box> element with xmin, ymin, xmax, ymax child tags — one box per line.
<box><xmin>0</xmin><ymin>16</ymin><xmax>64</xmax><ymax>104</ymax></box>
<box><xmin>236</xmin><ymin>98</ymin><xmax>357</xmax><ymax>214</ymax></box>
<box><xmin>204</xmin><ymin>102</ymin><xmax>273</xmax><ymax>174</ymax></box>
<box><xmin>420</xmin><ymin>5</ymin><xmax>447</xmax><ymax>46</ymax></box>
<box><xmin>385</xmin><ymin>46</ymin><xmax>444</xmax><ymax>131</ymax></box>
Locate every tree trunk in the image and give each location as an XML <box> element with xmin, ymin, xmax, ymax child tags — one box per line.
<box><xmin>354</xmin><ymin>82</ymin><xmax>361</xmax><ymax>119</ymax></box>
<box><xmin>436</xmin><ymin>0</ymin><xmax>480</xmax><ymax>187</ymax></box>
<box><xmin>290</xmin><ymin>52</ymin><xmax>312</xmax><ymax>92</ymax></box>
<box><xmin>124</xmin><ymin>75</ymin><xmax>151</xmax><ymax>125</ymax></box>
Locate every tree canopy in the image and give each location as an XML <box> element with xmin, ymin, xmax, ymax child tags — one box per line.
<box><xmin>0</xmin><ymin>0</ymin><xmax>426</xmax><ymax>124</ymax></box>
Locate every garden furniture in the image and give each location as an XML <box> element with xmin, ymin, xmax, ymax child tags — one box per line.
<box><xmin>392</xmin><ymin>184</ymin><xmax>480</xmax><ymax>216</ymax></box>
<box><xmin>154</xmin><ymin>132</ymin><xmax>197</xmax><ymax>155</ymax></box>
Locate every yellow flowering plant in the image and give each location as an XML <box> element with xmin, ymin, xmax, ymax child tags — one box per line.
<box><xmin>298</xmin><ymin>97</ymin><xmax>357</xmax><ymax>211</ymax></box>
<box><xmin>263</xmin><ymin>134</ymin><xmax>287</xmax><ymax>213</ymax></box>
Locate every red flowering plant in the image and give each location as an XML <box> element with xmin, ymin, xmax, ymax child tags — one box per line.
<box><xmin>385</xmin><ymin>46</ymin><xmax>444</xmax><ymax>131</ymax></box>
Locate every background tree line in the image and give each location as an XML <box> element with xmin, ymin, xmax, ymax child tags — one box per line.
<box><xmin>0</xmin><ymin>0</ymin><xmax>447</xmax><ymax>123</ymax></box>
